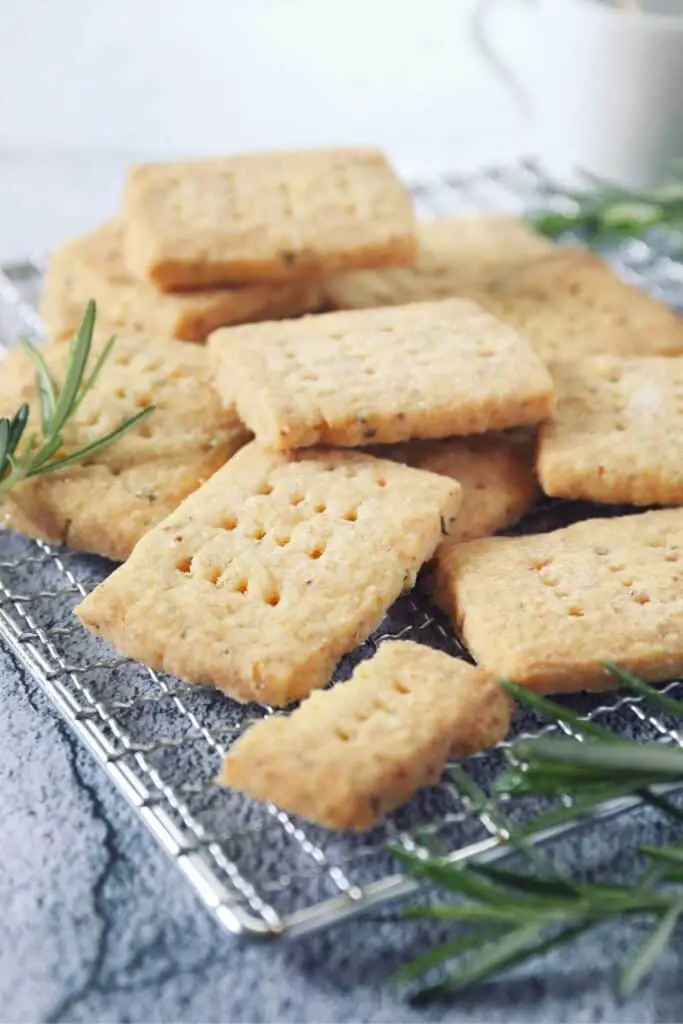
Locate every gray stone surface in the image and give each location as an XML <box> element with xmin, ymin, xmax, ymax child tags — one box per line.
<box><xmin>2</xmin><ymin>636</ymin><xmax>683</xmax><ymax>1022</ymax></box>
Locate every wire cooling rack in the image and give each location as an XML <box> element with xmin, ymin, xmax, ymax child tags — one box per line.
<box><xmin>3</xmin><ymin>159</ymin><xmax>683</xmax><ymax>940</ymax></box>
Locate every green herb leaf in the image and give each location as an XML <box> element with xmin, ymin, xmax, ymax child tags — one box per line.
<box><xmin>0</xmin><ymin>419</ymin><xmax>9</xmax><ymax>477</ymax></box>
<box><xmin>390</xmin><ymin>848</ymin><xmax>508</xmax><ymax>903</ymax></box>
<box><xmin>640</xmin><ymin>844</ymin><xmax>683</xmax><ymax>866</ymax></box>
<box><xmin>392</xmin><ymin>925</ymin><xmax>509</xmax><ymax>988</ymax></box>
<box><xmin>605</xmin><ymin>663</ymin><xmax>683</xmax><ymax>718</ymax></box>
<box><xmin>500</xmin><ymin>680</ymin><xmax>616</xmax><ymax>740</ymax></box>
<box><xmin>49</xmin><ymin>299</ymin><xmax>96</xmax><ymax>434</ymax></box>
<box><xmin>400</xmin><ymin>902</ymin><xmax>559</xmax><ymax>924</ymax></box>
<box><xmin>619</xmin><ymin>903</ymin><xmax>683</xmax><ymax>1000</ymax></box>
<box><xmin>513</xmin><ymin>736</ymin><xmax>683</xmax><ymax>781</ymax></box>
<box><xmin>510</xmin><ymin>786</ymin><xmax>636</xmax><ymax>839</ymax></box>
<box><xmin>74</xmin><ymin>331</ymin><xmax>117</xmax><ymax>410</ymax></box>
<box><xmin>17</xmin><ymin>336</ymin><xmax>56</xmax><ymax>434</ymax></box>
<box><xmin>529</xmin><ymin>165</ymin><xmax>683</xmax><ymax>244</ymax></box>
<box><xmin>638</xmin><ymin>790</ymin><xmax>683</xmax><ymax>825</ymax></box>
<box><xmin>25</xmin><ymin>433</ymin><xmax>64</xmax><ymax>472</ymax></box>
<box><xmin>470</xmin><ymin>865</ymin><xmax>578</xmax><ymax>900</ymax></box>
<box><xmin>38</xmin><ymin>406</ymin><xmax>154</xmax><ymax>476</ymax></box>
<box><xmin>7</xmin><ymin>403</ymin><xmax>29</xmax><ymax>458</ymax></box>
<box><xmin>411</xmin><ymin>921</ymin><xmax>591</xmax><ymax>1003</ymax></box>
<box><xmin>0</xmin><ymin>303</ymin><xmax>155</xmax><ymax>499</ymax></box>
<box><xmin>395</xmin><ymin>665</ymin><xmax>683</xmax><ymax>1003</ymax></box>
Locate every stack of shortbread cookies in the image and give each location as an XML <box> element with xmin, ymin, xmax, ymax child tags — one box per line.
<box><xmin>4</xmin><ymin>146</ymin><xmax>683</xmax><ymax>832</ymax></box>
<box><xmin>41</xmin><ymin>148</ymin><xmax>418</xmax><ymax>342</ymax></box>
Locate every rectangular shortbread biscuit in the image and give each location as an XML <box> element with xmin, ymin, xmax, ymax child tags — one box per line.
<box><xmin>434</xmin><ymin>509</ymin><xmax>683</xmax><ymax>694</ymax></box>
<box><xmin>40</xmin><ymin>220</ymin><xmax>321</xmax><ymax>343</ymax></box>
<box><xmin>468</xmin><ymin>248</ymin><xmax>683</xmax><ymax>363</ymax></box>
<box><xmin>76</xmin><ymin>444</ymin><xmax>461</xmax><ymax>705</ymax></box>
<box><xmin>0</xmin><ymin>335</ymin><xmax>249</xmax><ymax>561</ymax></box>
<box><xmin>209</xmin><ymin>299</ymin><xmax>554</xmax><ymax>450</ymax></box>
<box><xmin>123</xmin><ymin>148</ymin><xmax>417</xmax><ymax>289</ymax></box>
<box><xmin>537</xmin><ymin>355</ymin><xmax>683</xmax><ymax>505</ymax></box>
<box><xmin>218</xmin><ymin>640</ymin><xmax>512</xmax><ymax>831</ymax></box>
<box><xmin>371</xmin><ymin>431</ymin><xmax>538</xmax><ymax>544</ymax></box>
<box><xmin>323</xmin><ymin>214</ymin><xmax>555</xmax><ymax>311</ymax></box>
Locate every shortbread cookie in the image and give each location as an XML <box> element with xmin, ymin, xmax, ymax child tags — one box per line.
<box><xmin>434</xmin><ymin>508</ymin><xmax>683</xmax><ymax>693</ymax></box>
<box><xmin>209</xmin><ymin>299</ymin><xmax>554</xmax><ymax>450</ymax></box>
<box><xmin>0</xmin><ymin>336</ymin><xmax>249</xmax><ymax>560</ymax></box>
<box><xmin>218</xmin><ymin>640</ymin><xmax>511</xmax><ymax>831</ymax></box>
<box><xmin>372</xmin><ymin>432</ymin><xmax>538</xmax><ymax>543</ymax></box>
<box><xmin>537</xmin><ymin>355</ymin><xmax>683</xmax><ymax>505</ymax></box>
<box><xmin>323</xmin><ymin>214</ymin><xmax>555</xmax><ymax>310</ymax></box>
<box><xmin>76</xmin><ymin>445</ymin><xmax>461</xmax><ymax>704</ymax></box>
<box><xmin>470</xmin><ymin>248</ymin><xmax>683</xmax><ymax>363</ymax></box>
<box><xmin>41</xmin><ymin>220</ymin><xmax>321</xmax><ymax>343</ymax></box>
<box><xmin>123</xmin><ymin>149</ymin><xmax>416</xmax><ymax>289</ymax></box>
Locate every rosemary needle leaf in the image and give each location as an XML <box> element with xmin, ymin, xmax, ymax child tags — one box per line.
<box><xmin>35</xmin><ymin>406</ymin><xmax>154</xmax><ymax>476</ymax></box>
<box><xmin>639</xmin><ymin>791</ymin><xmax>683</xmax><ymax>825</ymax></box>
<box><xmin>18</xmin><ymin>336</ymin><xmax>56</xmax><ymax>434</ymax></box>
<box><xmin>659</xmin><ymin>868</ymin><xmax>683</xmax><ymax>885</ymax></box>
<box><xmin>605</xmin><ymin>663</ymin><xmax>683</xmax><ymax>718</ymax></box>
<box><xmin>601</xmin><ymin>201</ymin><xmax>662</xmax><ymax>230</ymax></box>
<box><xmin>447</xmin><ymin>764</ymin><xmax>488</xmax><ymax>809</ymax></box>
<box><xmin>512</xmin><ymin>785</ymin><xmax>658</xmax><ymax>839</ymax></box>
<box><xmin>26</xmin><ymin>433</ymin><xmax>64</xmax><ymax>472</ymax></box>
<box><xmin>529</xmin><ymin>166</ymin><xmax>683</xmax><ymax>243</ymax></box>
<box><xmin>392</xmin><ymin>925</ymin><xmax>509</xmax><ymax>988</ymax></box>
<box><xmin>0</xmin><ymin>419</ymin><xmax>9</xmax><ymax>475</ymax></box>
<box><xmin>410</xmin><ymin>921</ymin><xmax>591</xmax><ymax>1004</ymax></box>
<box><xmin>0</xmin><ymin>305</ymin><xmax>157</xmax><ymax>499</ymax></box>
<box><xmin>470</xmin><ymin>865</ymin><xmax>578</xmax><ymax>900</ymax></box>
<box><xmin>513</xmin><ymin>736</ymin><xmax>683</xmax><ymax>781</ymax></box>
<box><xmin>500</xmin><ymin>681</ymin><xmax>615</xmax><ymax>741</ymax></box>
<box><xmin>400</xmin><ymin>903</ymin><xmax>556</xmax><ymax>925</ymax></box>
<box><xmin>447</xmin><ymin>763</ymin><xmax>559</xmax><ymax>876</ymax></box>
<box><xmin>569</xmin><ymin>884</ymin><xmax>665</xmax><ymax>915</ymax></box>
<box><xmin>640</xmin><ymin>844</ymin><xmax>683</xmax><ymax>866</ymax></box>
<box><xmin>50</xmin><ymin>298</ymin><xmax>96</xmax><ymax>434</ymax></box>
<box><xmin>532</xmin><ymin>211</ymin><xmax>582</xmax><ymax>237</ymax></box>
<box><xmin>7</xmin><ymin>403</ymin><xmax>29</xmax><ymax>456</ymax></box>
<box><xmin>395</xmin><ymin>665</ymin><xmax>683</xmax><ymax>1002</ymax></box>
<box><xmin>400</xmin><ymin>904</ymin><xmax>504</xmax><ymax>922</ymax></box>
<box><xmin>390</xmin><ymin>847</ymin><xmax>507</xmax><ymax>903</ymax></box>
<box><xmin>75</xmin><ymin>332</ymin><xmax>117</xmax><ymax>410</ymax></box>
<box><xmin>619</xmin><ymin>903</ymin><xmax>683</xmax><ymax>1000</ymax></box>
<box><xmin>397</xmin><ymin>865</ymin><xmax>579</xmax><ymax>920</ymax></box>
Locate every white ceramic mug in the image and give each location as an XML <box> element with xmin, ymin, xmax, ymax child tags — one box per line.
<box><xmin>473</xmin><ymin>0</ymin><xmax>683</xmax><ymax>187</ymax></box>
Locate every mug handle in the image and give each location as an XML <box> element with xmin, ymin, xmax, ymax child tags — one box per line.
<box><xmin>470</xmin><ymin>0</ymin><xmax>535</xmax><ymax>118</ymax></box>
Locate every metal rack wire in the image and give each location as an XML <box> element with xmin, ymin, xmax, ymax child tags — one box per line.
<box><xmin>2</xmin><ymin>159</ymin><xmax>683</xmax><ymax>940</ymax></box>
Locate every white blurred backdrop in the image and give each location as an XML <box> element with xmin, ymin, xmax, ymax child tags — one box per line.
<box><xmin>0</xmin><ymin>0</ymin><xmax>531</xmax><ymax>256</ymax></box>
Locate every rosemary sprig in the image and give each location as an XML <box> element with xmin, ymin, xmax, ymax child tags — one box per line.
<box><xmin>395</xmin><ymin>847</ymin><xmax>683</xmax><ymax>1005</ymax></box>
<box><xmin>395</xmin><ymin>669</ymin><xmax>683</xmax><ymax>1003</ymax></box>
<box><xmin>530</xmin><ymin>165</ymin><xmax>683</xmax><ymax>244</ymax></box>
<box><xmin>0</xmin><ymin>300</ymin><xmax>154</xmax><ymax>499</ymax></box>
